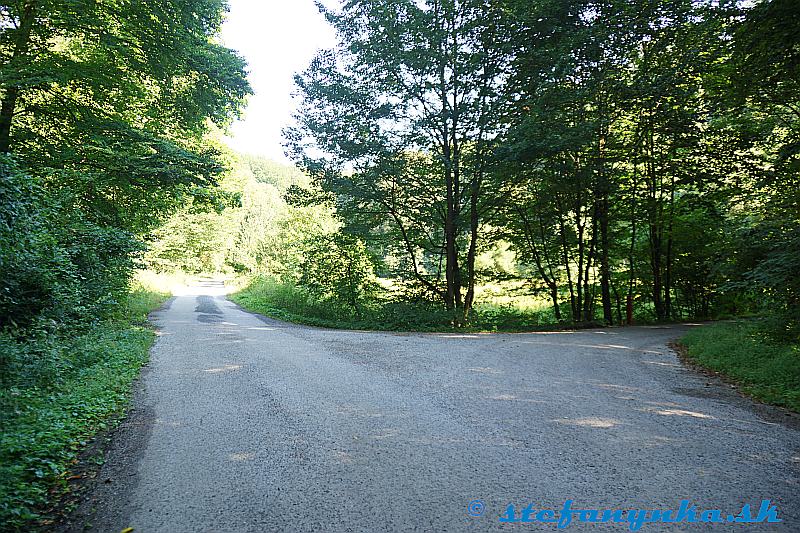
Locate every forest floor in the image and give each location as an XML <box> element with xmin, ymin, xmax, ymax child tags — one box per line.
<box><xmin>60</xmin><ymin>280</ymin><xmax>800</xmax><ymax>532</ymax></box>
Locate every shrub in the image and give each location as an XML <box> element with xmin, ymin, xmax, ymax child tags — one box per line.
<box><xmin>0</xmin><ymin>156</ymin><xmax>139</xmax><ymax>333</ymax></box>
<box><xmin>298</xmin><ymin>234</ymin><xmax>378</xmax><ymax>317</ymax></box>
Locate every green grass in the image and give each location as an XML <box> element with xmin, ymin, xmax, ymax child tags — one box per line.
<box><xmin>680</xmin><ymin>321</ymin><xmax>800</xmax><ymax>412</ymax></box>
<box><xmin>0</xmin><ymin>285</ymin><xmax>169</xmax><ymax>531</ymax></box>
<box><xmin>232</xmin><ymin>275</ymin><xmax>568</xmax><ymax>332</ymax></box>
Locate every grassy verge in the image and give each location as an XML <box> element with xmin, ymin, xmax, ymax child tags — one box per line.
<box><xmin>680</xmin><ymin>321</ymin><xmax>800</xmax><ymax>412</ymax></box>
<box><xmin>0</xmin><ymin>281</ymin><xmax>169</xmax><ymax>530</ymax></box>
<box><xmin>231</xmin><ymin>275</ymin><xmax>572</xmax><ymax>332</ymax></box>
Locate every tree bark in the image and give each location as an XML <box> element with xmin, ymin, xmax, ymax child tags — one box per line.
<box><xmin>463</xmin><ymin>174</ymin><xmax>479</xmax><ymax>319</ymax></box>
<box><xmin>518</xmin><ymin>207</ymin><xmax>561</xmax><ymax>321</ymax></box>
<box><xmin>0</xmin><ymin>1</ymin><xmax>37</xmax><ymax>153</ymax></box>
<box><xmin>599</xmin><ymin>194</ymin><xmax>612</xmax><ymax>324</ymax></box>
<box><xmin>597</xmin><ymin>129</ymin><xmax>613</xmax><ymax>325</ymax></box>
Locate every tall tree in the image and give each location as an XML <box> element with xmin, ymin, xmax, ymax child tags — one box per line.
<box><xmin>0</xmin><ymin>0</ymin><xmax>251</xmax><ymax>231</ymax></box>
<box><xmin>286</xmin><ymin>0</ymin><xmax>513</xmax><ymax>320</ymax></box>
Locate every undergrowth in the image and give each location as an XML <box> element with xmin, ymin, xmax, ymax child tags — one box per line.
<box><xmin>0</xmin><ymin>282</ymin><xmax>169</xmax><ymax>530</ymax></box>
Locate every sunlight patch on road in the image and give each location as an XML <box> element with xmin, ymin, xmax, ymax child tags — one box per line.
<box><xmin>517</xmin><ymin>340</ymin><xmax>662</xmax><ymax>354</ymax></box>
<box><xmin>333</xmin><ymin>450</ymin><xmax>353</xmax><ymax>464</ymax></box>
<box><xmin>336</xmin><ymin>404</ymin><xmax>388</xmax><ymax>418</ymax></box>
<box><xmin>643</xmin><ymin>400</ymin><xmax>683</xmax><ymax>408</ymax></box>
<box><xmin>203</xmin><ymin>364</ymin><xmax>242</xmax><ymax>373</ymax></box>
<box><xmin>554</xmin><ymin>417</ymin><xmax>620</xmax><ymax>428</ymax></box>
<box><xmin>154</xmin><ymin>419</ymin><xmax>185</xmax><ymax>427</ymax></box>
<box><xmin>644</xmin><ymin>360</ymin><xmax>682</xmax><ymax>368</ymax></box>
<box><xmin>468</xmin><ymin>367</ymin><xmax>503</xmax><ymax>374</ymax></box>
<box><xmin>654</xmin><ymin>408</ymin><xmax>714</xmax><ymax>419</ymax></box>
<box><xmin>595</xmin><ymin>383</ymin><xmax>641</xmax><ymax>393</ymax></box>
<box><xmin>490</xmin><ymin>393</ymin><xmax>517</xmax><ymax>400</ymax></box>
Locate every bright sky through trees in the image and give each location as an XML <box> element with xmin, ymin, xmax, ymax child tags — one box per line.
<box><xmin>220</xmin><ymin>1</ymin><xmax>336</xmax><ymax>162</ymax></box>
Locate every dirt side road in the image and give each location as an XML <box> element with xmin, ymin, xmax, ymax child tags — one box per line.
<box><xmin>63</xmin><ymin>281</ymin><xmax>800</xmax><ymax>532</ymax></box>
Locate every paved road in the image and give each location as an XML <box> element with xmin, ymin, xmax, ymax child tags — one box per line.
<box><xmin>66</xmin><ymin>281</ymin><xmax>800</xmax><ymax>532</ymax></box>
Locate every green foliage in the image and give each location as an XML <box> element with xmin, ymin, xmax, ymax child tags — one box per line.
<box><xmin>144</xmin><ymin>154</ymin><xmax>338</xmax><ymax>276</ymax></box>
<box><xmin>298</xmin><ymin>234</ymin><xmax>378</xmax><ymax>316</ymax></box>
<box><xmin>286</xmin><ymin>0</ymin><xmax>515</xmax><ymax>315</ymax></box>
<box><xmin>681</xmin><ymin>321</ymin><xmax>800</xmax><ymax>412</ymax></box>
<box><xmin>229</xmin><ymin>0</ymin><xmax>797</xmax><ymax>340</ymax></box>
<box><xmin>233</xmin><ymin>275</ymin><xmax>563</xmax><ymax>332</ymax></box>
<box><xmin>146</xmin><ymin>207</ymin><xmax>228</xmax><ymax>274</ymax></box>
<box><xmin>727</xmin><ymin>221</ymin><xmax>800</xmax><ymax>339</ymax></box>
<box><xmin>0</xmin><ymin>156</ymin><xmax>139</xmax><ymax>331</ymax></box>
<box><xmin>1</xmin><ymin>0</ymin><xmax>251</xmax><ymax>232</ymax></box>
<box><xmin>239</xmin><ymin>154</ymin><xmax>309</xmax><ymax>190</ymax></box>
<box><xmin>0</xmin><ymin>285</ymin><xmax>168</xmax><ymax>531</ymax></box>
<box><xmin>1</xmin><ymin>1</ymin><xmax>248</xmax><ymax>527</ymax></box>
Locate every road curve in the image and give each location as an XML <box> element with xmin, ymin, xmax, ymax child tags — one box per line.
<box><xmin>64</xmin><ymin>281</ymin><xmax>799</xmax><ymax>532</ymax></box>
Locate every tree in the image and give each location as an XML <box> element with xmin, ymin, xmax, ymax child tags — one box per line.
<box><xmin>0</xmin><ymin>0</ymin><xmax>251</xmax><ymax>232</ymax></box>
<box><xmin>0</xmin><ymin>0</ymin><xmax>250</xmax><ymax>330</ymax></box>
<box><xmin>500</xmin><ymin>0</ymin><xmax>632</xmax><ymax>324</ymax></box>
<box><xmin>285</xmin><ymin>0</ymin><xmax>513</xmax><ymax>321</ymax></box>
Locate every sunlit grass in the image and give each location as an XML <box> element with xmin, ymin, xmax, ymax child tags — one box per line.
<box><xmin>473</xmin><ymin>280</ymin><xmax>553</xmax><ymax>313</ymax></box>
<box><xmin>232</xmin><ymin>275</ymin><xmax>562</xmax><ymax>332</ymax></box>
<box><xmin>132</xmin><ymin>269</ymin><xmax>191</xmax><ymax>296</ymax></box>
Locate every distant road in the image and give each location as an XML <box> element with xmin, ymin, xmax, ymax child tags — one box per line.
<box><xmin>64</xmin><ymin>280</ymin><xmax>800</xmax><ymax>532</ymax></box>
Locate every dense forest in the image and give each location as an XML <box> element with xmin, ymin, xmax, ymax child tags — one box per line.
<box><xmin>0</xmin><ymin>0</ymin><xmax>798</xmax><ymax>528</ymax></box>
<box><xmin>157</xmin><ymin>0</ymin><xmax>800</xmax><ymax>336</ymax></box>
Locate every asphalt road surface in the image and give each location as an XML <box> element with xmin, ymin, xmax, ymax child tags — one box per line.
<box><xmin>65</xmin><ymin>280</ymin><xmax>800</xmax><ymax>532</ymax></box>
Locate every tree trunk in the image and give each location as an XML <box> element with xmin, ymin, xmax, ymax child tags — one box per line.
<box><xmin>627</xmin><ymin>152</ymin><xmax>639</xmax><ymax>326</ymax></box>
<box><xmin>650</xmin><ymin>229</ymin><xmax>664</xmax><ymax>320</ymax></box>
<box><xmin>0</xmin><ymin>1</ymin><xmax>37</xmax><ymax>153</ymax></box>
<box><xmin>663</xmin><ymin>174</ymin><xmax>676</xmax><ymax>319</ymax></box>
<box><xmin>575</xmin><ymin>212</ymin><xmax>585</xmax><ymax>322</ymax></box>
<box><xmin>550</xmin><ymin>287</ymin><xmax>562</xmax><ymax>320</ymax></box>
<box><xmin>558</xmin><ymin>211</ymin><xmax>577</xmax><ymax>322</ymax></box>
<box><xmin>463</xmin><ymin>175</ymin><xmax>479</xmax><ymax>319</ymax></box>
<box><xmin>442</xmin><ymin>114</ymin><xmax>458</xmax><ymax>312</ymax></box>
<box><xmin>597</xmin><ymin>131</ymin><xmax>613</xmax><ymax>325</ymax></box>
<box><xmin>582</xmin><ymin>214</ymin><xmax>597</xmax><ymax>322</ymax></box>
<box><xmin>519</xmin><ymin>207</ymin><xmax>561</xmax><ymax>321</ymax></box>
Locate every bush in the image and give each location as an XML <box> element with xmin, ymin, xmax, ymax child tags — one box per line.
<box><xmin>298</xmin><ymin>234</ymin><xmax>378</xmax><ymax>317</ymax></box>
<box><xmin>0</xmin><ymin>285</ymin><xmax>169</xmax><ymax>530</ymax></box>
<box><xmin>0</xmin><ymin>156</ymin><xmax>139</xmax><ymax>333</ymax></box>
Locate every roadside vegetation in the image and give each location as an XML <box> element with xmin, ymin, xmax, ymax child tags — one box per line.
<box><xmin>0</xmin><ymin>278</ymin><xmax>169</xmax><ymax>529</ymax></box>
<box><xmin>231</xmin><ymin>276</ymin><xmax>563</xmax><ymax>332</ymax></box>
<box><xmin>680</xmin><ymin>321</ymin><xmax>800</xmax><ymax>412</ymax></box>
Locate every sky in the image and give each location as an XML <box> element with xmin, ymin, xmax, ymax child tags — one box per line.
<box><xmin>219</xmin><ymin>1</ymin><xmax>337</xmax><ymax>163</ymax></box>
